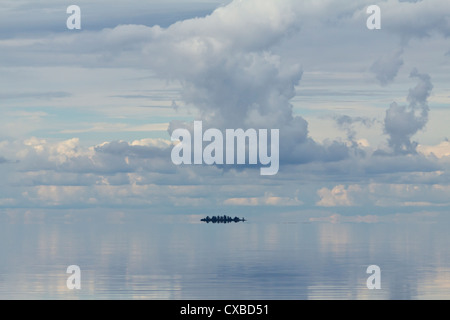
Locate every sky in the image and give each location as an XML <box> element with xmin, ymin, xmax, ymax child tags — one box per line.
<box><xmin>0</xmin><ymin>0</ymin><xmax>449</xmax><ymax>219</ymax></box>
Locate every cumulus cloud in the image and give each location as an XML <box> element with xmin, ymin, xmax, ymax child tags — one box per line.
<box><xmin>137</xmin><ymin>0</ymin><xmax>351</xmax><ymax>166</ymax></box>
<box><xmin>0</xmin><ymin>134</ymin><xmax>448</xmax><ymax>209</ymax></box>
<box><xmin>383</xmin><ymin>69</ymin><xmax>433</xmax><ymax>154</ymax></box>
<box><xmin>1</xmin><ymin>137</ymin><xmax>174</xmax><ymax>175</ymax></box>
<box><xmin>316</xmin><ymin>185</ymin><xmax>360</xmax><ymax>207</ymax></box>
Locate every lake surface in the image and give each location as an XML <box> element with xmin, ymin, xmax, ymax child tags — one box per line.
<box><xmin>0</xmin><ymin>210</ymin><xmax>449</xmax><ymax>300</ymax></box>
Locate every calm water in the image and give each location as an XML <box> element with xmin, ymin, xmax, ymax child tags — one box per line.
<box><xmin>0</xmin><ymin>210</ymin><xmax>449</xmax><ymax>300</ymax></box>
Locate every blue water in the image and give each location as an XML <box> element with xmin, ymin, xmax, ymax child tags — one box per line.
<box><xmin>0</xmin><ymin>211</ymin><xmax>449</xmax><ymax>299</ymax></box>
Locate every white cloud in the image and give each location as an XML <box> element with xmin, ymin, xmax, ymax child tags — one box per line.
<box><xmin>418</xmin><ymin>141</ymin><xmax>450</xmax><ymax>159</ymax></box>
<box><xmin>316</xmin><ymin>185</ymin><xmax>359</xmax><ymax>207</ymax></box>
<box><xmin>316</xmin><ymin>183</ymin><xmax>450</xmax><ymax>208</ymax></box>
<box><xmin>224</xmin><ymin>193</ymin><xmax>303</xmax><ymax>206</ymax></box>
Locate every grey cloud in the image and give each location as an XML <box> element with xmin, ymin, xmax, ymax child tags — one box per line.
<box><xmin>363</xmin><ymin>153</ymin><xmax>441</xmax><ymax>176</ymax></box>
<box><xmin>384</xmin><ymin>101</ymin><xmax>424</xmax><ymax>153</ymax></box>
<box><xmin>280</xmin><ymin>150</ymin><xmax>445</xmax><ymax>186</ymax></box>
<box><xmin>0</xmin><ymin>134</ymin><xmax>447</xmax><ymax>210</ymax></box>
<box><xmin>333</xmin><ymin>115</ymin><xmax>375</xmax><ymax>144</ymax></box>
<box><xmin>0</xmin><ymin>0</ymin><xmax>227</xmax><ymax>39</ymax></box>
<box><xmin>9</xmin><ymin>138</ymin><xmax>174</xmax><ymax>175</ymax></box>
<box><xmin>370</xmin><ymin>50</ymin><xmax>404</xmax><ymax>86</ymax></box>
<box><xmin>383</xmin><ymin>69</ymin><xmax>433</xmax><ymax>154</ymax></box>
<box><xmin>408</xmin><ymin>68</ymin><xmax>433</xmax><ymax>107</ymax></box>
<box><xmin>382</xmin><ymin>0</ymin><xmax>450</xmax><ymax>40</ymax></box>
<box><xmin>94</xmin><ymin>140</ymin><xmax>171</xmax><ymax>159</ymax></box>
<box><xmin>144</xmin><ymin>0</ymin><xmax>352</xmax><ymax>166</ymax></box>
<box><xmin>67</xmin><ymin>142</ymin><xmax>174</xmax><ymax>175</ymax></box>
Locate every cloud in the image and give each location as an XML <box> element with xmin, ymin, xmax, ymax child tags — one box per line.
<box><xmin>381</xmin><ymin>0</ymin><xmax>450</xmax><ymax>41</ymax></box>
<box><xmin>0</xmin><ymin>134</ymin><xmax>448</xmax><ymax>210</ymax></box>
<box><xmin>316</xmin><ymin>182</ymin><xmax>450</xmax><ymax>208</ymax></box>
<box><xmin>418</xmin><ymin>141</ymin><xmax>450</xmax><ymax>159</ymax></box>
<box><xmin>0</xmin><ymin>0</ymin><xmax>228</xmax><ymax>38</ymax></box>
<box><xmin>370</xmin><ymin>49</ymin><xmax>404</xmax><ymax>86</ymax></box>
<box><xmin>333</xmin><ymin>115</ymin><xmax>375</xmax><ymax>147</ymax></box>
<box><xmin>316</xmin><ymin>185</ymin><xmax>360</xmax><ymax>207</ymax></box>
<box><xmin>2</xmin><ymin>137</ymin><xmax>174</xmax><ymax>175</ymax></box>
<box><xmin>383</xmin><ymin>69</ymin><xmax>433</xmax><ymax>154</ymax></box>
<box><xmin>224</xmin><ymin>193</ymin><xmax>303</xmax><ymax>206</ymax></box>
<box><xmin>140</xmin><ymin>0</ymin><xmax>352</xmax><ymax>166</ymax></box>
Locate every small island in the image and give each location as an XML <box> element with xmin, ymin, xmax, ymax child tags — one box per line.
<box><xmin>201</xmin><ymin>215</ymin><xmax>246</xmax><ymax>224</ymax></box>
